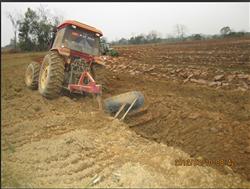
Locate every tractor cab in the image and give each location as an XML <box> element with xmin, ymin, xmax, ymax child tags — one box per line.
<box><xmin>51</xmin><ymin>20</ymin><xmax>103</xmax><ymax>60</ymax></box>
<box><xmin>100</xmin><ymin>41</ymin><xmax>119</xmax><ymax>57</ymax></box>
<box><xmin>100</xmin><ymin>42</ymin><xmax>113</xmax><ymax>55</ymax></box>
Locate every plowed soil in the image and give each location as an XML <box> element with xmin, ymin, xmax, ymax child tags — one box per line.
<box><xmin>1</xmin><ymin>37</ymin><xmax>250</xmax><ymax>188</ymax></box>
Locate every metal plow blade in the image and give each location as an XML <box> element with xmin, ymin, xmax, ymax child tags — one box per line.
<box><xmin>103</xmin><ymin>91</ymin><xmax>144</xmax><ymax>121</ymax></box>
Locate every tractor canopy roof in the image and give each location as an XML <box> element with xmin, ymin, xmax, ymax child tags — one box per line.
<box><xmin>57</xmin><ymin>20</ymin><xmax>103</xmax><ymax>37</ymax></box>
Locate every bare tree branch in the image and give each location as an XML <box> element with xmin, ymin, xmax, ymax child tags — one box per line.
<box><xmin>174</xmin><ymin>24</ymin><xmax>188</xmax><ymax>41</ymax></box>
<box><xmin>6</xmin><ymin>11</ymin><xmax>20</xmax><ymax>49</ymax></box>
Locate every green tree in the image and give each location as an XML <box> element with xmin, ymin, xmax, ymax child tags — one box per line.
<box><xmin>18</xmin><ymin>8</ymin><xmax>39</xmax><ymax>51</ymax></box>
<box><xmin>18</xmin><ymin>7</ymin><xmax>63</xmax><ymax>51</ymax></box>
<box><xmin>118</xmin><ymin>38</ymin><xmax>128</xmax><ymax>45</ymax></box>
<box><xmin>220</xmin><ymin>26</ymin><xmax>231</xmax><ymax>36</ymax></box>
<box><xmin>146</xmin><ymin>31</ymin><xmax>159</xmax><ymax>43</ymax></box>
<box><xmin>191</xmin><ymin>34</ymin><xmax>203</xmax><ymax>40</ymax></box>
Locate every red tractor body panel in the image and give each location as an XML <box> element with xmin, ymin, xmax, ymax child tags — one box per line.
<box><xmin>57</xmin><ymin>20</ymin><xmax>103</xmax><ymax>37</ymax></box>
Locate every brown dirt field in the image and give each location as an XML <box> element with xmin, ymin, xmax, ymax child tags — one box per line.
<box><xmin>1</xmin><ymin>38</ymin><xmax>250</xmax><ymax>188</ymax></box>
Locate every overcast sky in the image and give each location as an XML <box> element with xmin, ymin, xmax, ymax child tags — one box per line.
<box><xmin>1</xmin><ymin>2</ymin><xmax>250</xmax><ymax>47</ymax></box>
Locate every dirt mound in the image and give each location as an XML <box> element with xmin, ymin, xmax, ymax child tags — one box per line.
<box><xmin>2</xmin><ymin>112</ymin><xmax>248</xmax><ymax>188</ymax></box>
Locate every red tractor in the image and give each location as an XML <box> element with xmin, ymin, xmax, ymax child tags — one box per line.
<box><xmin>25</xmin><ymin>20</ymin><xmax>145</xmax><ymax>117</ymax></box>
<box><xmin>25</xmin><ymin>20</ymin><xmax>104</xmax><ymax>100</ymax></box>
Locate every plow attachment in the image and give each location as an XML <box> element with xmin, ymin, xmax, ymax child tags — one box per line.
<box><xmin>68</xmin><ymin>70</ymin><xmax>102</xmax><ymax>94</ymax></box>
<box><xmin>103</xmin><ymin>91</ymin><xmax>144</xmax><ymax>120</ymax></box>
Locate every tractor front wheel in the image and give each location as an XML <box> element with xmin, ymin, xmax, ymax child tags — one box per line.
<box><xmin>38</xmin><ymin>51</ymin><xmax>65</xmax><ymax>99</ymax></box>
<box><xmin>25</xmin><ymin>62</ymin><xmax>40</xmax><ymax>90</ymax></box>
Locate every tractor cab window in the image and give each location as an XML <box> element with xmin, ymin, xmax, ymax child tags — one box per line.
<box><xmin>52</xmin><ymin>28</ymin><xmax>66</xmax><ymax>49</ymax></box>
<box><xmin>62</xmin><ymin>25</ymin><xmax>100</xmax><ymax>56</ymax></box>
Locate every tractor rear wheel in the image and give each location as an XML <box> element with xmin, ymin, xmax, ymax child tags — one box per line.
<box><xmin>38</xmin><ymin>51</ymin><xmax>65</xmax><ymax>99</ymax></box>
<box><xmin>25</xmin><ymin>62</ymin><xmax>40</xmax><ymax>90</ymax></box>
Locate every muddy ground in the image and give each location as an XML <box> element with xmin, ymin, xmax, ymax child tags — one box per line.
<box><xmin>1</xmin><ymin>37</ymin><xmax>250</xmax><ymax>188</ymax></box>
